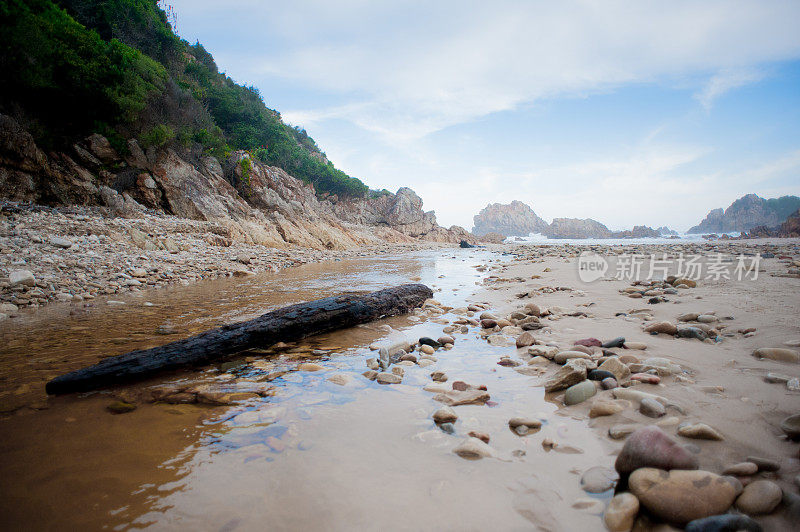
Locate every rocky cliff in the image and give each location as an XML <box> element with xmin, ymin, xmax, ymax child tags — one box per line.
<box><xmin>543</xmin><ymin>218</ymin><xmax>612</xmax><ymax>239</ymax></box>
<box><xmin>741</xmin><ymin>209</ymin><xmax>800</xmax><ymax>238</ymax></box>
<box><xmin>0</xmin><ymin>114</ymin><xmax>471</xmax><ymax>250</ymax></box>
<box><xmin>688</xmin><ymin>194</ymin><xmax>800</xmax><ymax>234</ymax></box>
<box><xmin>471</xmin><ymin>200</ymin><xmax>548</xmax><ymax>236</ymax></box>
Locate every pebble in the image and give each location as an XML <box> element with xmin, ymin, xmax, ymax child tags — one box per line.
<box><xmin>645</xmin><ymin>321</ymin><xmax>678</xmax><ymax>335</ymax></box>
<box><xmin>8</xmin><ymin>269</ymin><xmax>35</xmax><ymax>287</ymax></box>
<box><xmin>508</xmin><ymin>417</ymin><xmax>542</xmax><ymax>435</ymax></box>
<box><xmin>554</xmin><ymin>350</ymin><xmax>591</xmax><ymax>364</ymax></box>
<box><xmin>753</xmin><ymin>347</ymin><xmax>800</xmax><ymax>363</ymax></box>
<box><xmin>604</xmin><ymin>492</ymin><xmax>639</xmax><ymax>532</ymax></box>
<box><xmin>49</xmin><ymin>236</ymin><xmax>74</xmax><ymax>248</ymax></box>
<box><xmin>365</xmin><ymin>358</ymin><xmax>379</xmax><ymax>370</ymax></box>
<box><xmin>684</xmin><ymin>514</ymin><xmax>763</xmax><ymax>532</ymax></box>
<box><xmin>677</xmin><ymin>423</ymin><xmax>724</xmax><ymax>441</ymax></box>
<box><xmin>433</xmin><ymin>406</ymin><xmax>458</xmax><ymax>424</ymax></box>
<box><xmin>439</xmin><ymin>422</ymin><xmax>455</xmax><ymax>434</ymax></box>
<box><xmin>601</xmin><ymin>377</ymin><xmax>618</xmax><ymax>390</ymax></box>
<box><xmin>433</xmin><ymin>389</ymin><xmax>490</xmax><ymax>406</ymax></box>
<box><xmin>106</xmin><ymin>401</ymin><xmax>136</xmax><ymax>414</ymax></box>
<box><xmin>609</xmin><ymin>424</ymin><xmax>638</xmax><ymax>440</ymax></box>
<box><xmin>468</xmin><ymin>431</ymin><xmax>490</xmax><ymax>443</ymax></box>
<box><xmin>629</xmin><ymin>468</ymin><xmax>738</xmax><ymax>525</ymax></box>
<box><xmin>452</xmin><ymin>437</ymin><xmax>495</xmax><ymax>459</ymax></box>
<box><xmin>624</xmin><ymin>342</ymin><xmax>647</xmax><ymax>350</ymax></box>
<box><xmin>419</xmin><ymin>337</ymin><xmax>441</xmax><ymax>348</ymax></box>
<box><xmin>297</xmin><ymin>363</ymin><xmax>326</xmax><ymax>372</ymax></box>
<box><xmin>734</xmin><ymin>480</ymin><xmax>782</xmax><ymax>515</ymax></box>
<box><xmin>544</xmin><ymin>364</ymin><xmax>587</xmax><ymax>392</ymax></box>
<box><xmin>362</xmin><ymin>370</ymin><xmax>378</xmax><ymax>381</ymax></box>
<box><xmin>580</xmin><ymin>466</ymin><xmax>619</xmax><ymax>493</ymax></box>
<box><xmin>631</xmin><ymin>373</ymin><xmax>660</xmax><ymax>384</ymax></box>
<box><xmin>391</xmin><ymin>366</ymin><xmax>404</xmax><ymax>377</ymax></box>
<box><xmin>420</xmin><ymin>344</ymin><xmax>435</xmax><ymax>355</ymax></box>
<box><xmin>574</xmin><ymin>337</ymin><xmax>602</xmax><ymax>347</ymax></box>
<box><xmin>598</xmin><ymin>357</ymin><xmax>631</xmax><ymax>382</ymax></box>
<box><xmin>780</xmin><ymin>413</ymin><xmax>800</xmax><ymax>440</ymax></box>
<box><xmin>615</xmin><ymin>426</ymin><xmax>698</xmax><ymax>474</ymax></box>
<box><xmin>564</xmin><ymin>380</ymin><xmax>597</xmax><ymax>405</ymax></box>
<box><xmin>376</xmin><ymin>372</ymin><xmax>401</xmax><ymax>384</ymax></box>
<box><xmin>640</xmin><ymin>397</ymin><xmax>666</xmax><ymax>417</ymax></box>
<box><xmin>589</xmin><ymin>400</ymin><xmax>624</xmax><ymax>418</ymax></box>
<box><xmin>516</xmin><ymin>331</ymin><xmax>536</xmax><ymax>348</ymax></box>
<box><xmin>528</xmin><ymin>345</ymin><xmax>559</xmax><ymax>359</ymax></box>
<box><xmin>327</xmin><ymin>374</ymin><xmax>351</xmax><ymax>386</ymax></box>
<box><xmin>745</xmin><ymin>456</ymin><xmax>780</xmax><ymax>472</ymax></box>
<box><xmin>430</xmin><ymin>370</ymin><xmax>447</xmax><ymax>382</ymax></box>
<box><xmin>722</xmin><ymin>462</ymin><xmax>758</xmax><ymax>476</ymax></box>
<box><xmin>438</xmin><ymin>335</ymin><xmax>454</xmax><ymax>345</ymax></box>
<box><xmin>602</xmin><ymin>337</ymin><xmax>626</xmax><ymax>348</ymax></box>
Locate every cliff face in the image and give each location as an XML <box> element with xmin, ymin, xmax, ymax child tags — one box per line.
<box><xmin>742</xmin><ymin>209</ymin><xmax>800</xmax><ymax>238</ymax></box>
<box><xmin>688</xmin><ymin>194</ymin><xmax>800</xmax><ymax>233</ymax></box>
<box><xmin>543</xmin><ymin>218</ymin><xmax>612</xmax><ymax>239</ymax></box>
<box><xmin>0</xmin><ymin>115</ymin><xmax>471</xmax><ymax>250</ymax></box>
<box><xmin>472</xmin><ymin>200</ymin><xmax>548</xmax><ymax>236</ymax></box>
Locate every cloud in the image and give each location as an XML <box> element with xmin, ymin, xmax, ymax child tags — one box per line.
<box><xmin>695</xmin><ymin>68</ymin><xmax>766</xmax><ymax>109</ymax></box>
<box><xmin>186</xmin><ymin>0</ymin><xmax>800</xmax><ymax>141</ymax></box>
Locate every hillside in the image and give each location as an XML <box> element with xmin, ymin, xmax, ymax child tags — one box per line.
<box><xmin>0</xmin><ymin>0</ymin><xmax>368</xmax><ymax>197</ymax></box>
<box><xmin>688</xmin><ymin>194</ymin><xmax>800</xmax><ymax>234</ymax></box>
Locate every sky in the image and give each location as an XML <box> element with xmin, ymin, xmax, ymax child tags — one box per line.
<box><xmin>167</xmin><ymin>0</ymin><xmax>800</xmax><ymax>232</ymax></box>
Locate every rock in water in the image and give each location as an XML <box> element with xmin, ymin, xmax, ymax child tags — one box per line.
<box><xmin>639</xmin><ymin>397</ymin><xmax>665</xmax><ymax>417</ymax></box>
<box><xmin>433</xmin><ymin>406</ymin><xmax>458</xmax><ymax>424</ymax></box>
<box><xmin>376</xmin><ymin>372</ymin><xmax>401</xmax><ymax>384</ymax></box>
<box><xmin>589</xmin><ymin>400</ymin><xmax>624</xmax><ymax>418</ymax></box>
<box><xmin>604</xmin><ymin>492</ymin><xmax>639</xmax><ymax>532</ymax></box>
<box><xmin>599</xmin><ymin>357</ymin><xmax>631</xmax><ymax>382</ymax></box>
<box><xmin>615</xmin><ymin>426</ymin><xmax>698</xmax><ymax>474</ymax></box>
<box><xmin>508</xmin><ymin>417</ymin><xmax>542</xmax><ymax>435</ymax></box>
<box><xmin>684</xmin><ymin>514</ymin><xmax>763</xmax><ymax>532</ymax></box>
<box><xmin>629</xmin><ymin>468</ymin><xmax>738</xmax><ymax>525</ymax></box>
<box><xmin>564</xmin><ymin>380</ymin><xmax>597</xmax><ymax>405</ymax></box>
<box><xmin>433</xmin><ymin>389</ymin><xmax>490</xmax><ymax>406</ymax></box>
<box><xmin>735</xmin><ymin>480</ymin><xmax>782</xmax><ymax>515</ymax></box>
<box><xmin>107</xmin><ymin>401</ymin><xmax>136</xmax><ymax>414</ymax></box>
<box><xmin>453</xmin><ymin>437</ymin><xmax>496</xmax><ymax>459</ymax></box>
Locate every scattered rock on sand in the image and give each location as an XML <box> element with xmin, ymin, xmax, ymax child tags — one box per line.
<box><xmin>298</xmin><ymin>363</ymin><xmax>326</xmax><ymax>372</ymax></box>
<box><xmin>640</xmin><ymin>397</ymin><xmax>666</xmax><ymax>417</ymax></box>
<box><xmin>589</xmin><ymin>399</ymin><xmax>624</xmax><ymax>418</ymax></box>
<box><xmin>601</xmin><ymin>377</ymin><xmax>618</xmax><ymax>390</ymax></box>
<box><xmin>629</xmin><ymin>468</ymin><xmax>738</xmax><ymax>525</ymax></box>
<box><xmin>645</xmin><ymin>321</ymin><xmax>678</xmax><ymax>335</ymax></box>
<box><xmin>722</xmin><ymin>462</ymin><xmax>758</xmax><ymax>476</ymax></box>
<box><xmin>735</xmin><ymin>480</ymin><xmax>782</xmax><ymax>515</ymax></box>
<box><xmin>516</xmin><ymin>331</ymin><xmax>536</xmax><ymax>348</ymax></box>
<box><xmin>433</xmin><ymin>389</ymin><xmax>490</xmax><ymax>406</ymax></box>
<box><xmin>753</xmin><ymin>347</ymin><xmax>800</xmax><ymax>363</ymax></box>
<box><xmin>580</xmin><ymin>466</ymin><xmax>619</xmax><ymax>493</ymax></box>
<box><xmin>609</xmin><ymin>424</ymin><xmax>638</xmax><ymax>440</ymax></box>
<box><xmin>677</xmin><ymin>423</ymin><xmax>724</xmax><ymax>441</ymax></box>
<box><xmin>544</xmin><ymin>364</ymin><xmax>587</xmax><ymax>393</ymax></box>
<box><xmin>453</xmin><ymin>437</ymin><xmax>496</xmax><ymax>459</ymax></box>
<box><xmin>107</xmin><ymin>401</ymin><xmax>136</xmax><ymax>414</ymax></box>
<box><xmin>615</xmin><ymin>426</ymin><xmax>699</xmax><ymax>474</ymax></box>
<box><xmin>9</xmin><ymin>269</ymin><xmax>35</xmax><ymax>287</ymax></box>
<box><xmin>565</xmin><ymin>380</ymin><xmax>597</xmax><ymax>405</ymax></box>
<box><xmin>780</xmin><ymin>414</ymin><xmax>800</xmax><ymax>440</ymax></box>
<box><xmin>599</xmin><ymin>357</ymin><xmax>631</xmax><ymax>382</ymax></box>
<box><xmin>468</xmin><ymin>431</ymin><xmax>490</xmax><ymax>443</ymax></box>
<box><xmin>327</xmin><ymin>374</ymin><xmax>351</xmax><ymax>386</ymax></box>
<box><xmin>604</xmin><ymin>492</ymin><xmax>639</xmax><ymax>532</ymax></box>
<box><xmin>431</xmin><ymin>370</ymin><xmax>448</xmax><ymax>382</ymax></box>
<box><xmin>602</xmin><ymin>337</ymin><xmax>626</xmax><ymax>349</ymax></box>
<box><xmin>746</xmin><ymin>456</ymin><xmax>780</xmax><ymax>472</ymax></box>
<box><xmin>376</xmin><ymin>372</ymin><xmax>401</xmax><ymax>384</ymax></box>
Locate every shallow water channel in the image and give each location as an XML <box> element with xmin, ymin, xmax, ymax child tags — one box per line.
<box><xmin>0</xmin><ymin>249</ymin><xmax>610</xmax><ymax>531</ymax></box>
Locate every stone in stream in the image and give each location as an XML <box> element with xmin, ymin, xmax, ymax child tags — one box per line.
<box><xmin>438</xmin><ymin>335</ymin><xmax>455</xmax><ymax>345</ymax></box>
<box><xmin>362</xmin><ymin>370</ymin><xmax>378</xmax><ymax>381</ymax></box>
<box><xmin>468</xmin><ymin>431</ymin><xmax>490</xmax><ymax>444</ymax></box>
<box><xmin>586</xmin><ymin>369</ymin><xmax>615</xmax><ymax>381</ymax></box>
<box><xmin>107</xmin><ymin>401</ymin><xmax>136</xmax><ymax>414</ymax></box>
<box><xmin>615</xmin><ymin>426</ymin><xmax>698</xmax><ymax>474</ymax></box>
<box><xmin>564</xmin><ymin>380</ymin><xmax>596</xmax><ymax>405</ymax></box>
<box><xmin>480</xmin><ymin>319</ymin><xmax>497</xmax><ymax>328</ymax></box>
<box><xmin>544</xmin><ymin>364</ymin><xmax>587</xmax><ymax>393</ymax></box>
<box><xmin>529</xmin><ymin>345</ymin><xmax>559</xmax><ymax>359</ymax></box>
<box><xmin>602</xmin><ymin>337</ymin><xmax>626</xmax><ymax>349</ymax></box>
<box><xmin>453</xmin><ymin>437</ymin><xmax>496</xmax><ymax>459</ymax></box>
<box><xmin>677</xmin><ymin>423</ymin><xmax>724</xmax><ymax>441</ymax></box>
<box><xmin>399</xmin><ymin>353</ymin><xmax>417</xmax><ymax>363</ymax></box>
<box><xmin>644</xmin><ymin>321</ymin><xmax>678</xmax><ymax>335</ymax></box>
<box><xmin>327</xmin><ymin>374</ymin><xmax>351</xmax><ymax>386</ymax></box>
<box><xmin>780</xmin><ymin>414</ymin><xmax>800</xmax><ymax>440</ymax></box>
<box><xmin>439</xmin><ymin>422</ymin><xmax>455</xmax><ymax>434</ymax></box>
<box><xmin>753</xmin><ymin>347</ymin><xmax>800</xmax><ymax>363</ymax></box>
<box><xmin>391</xmin><ymin>366</ymin><xmax>404</xmax><ymax>377</ymax></box>
<box><xmin>598</xmin><ymin>357</ymin><xmax>631</xmax><ymax>382</ymax></box>
<box><xmin>433</xmin><ymin>406</ymin><xmax>458</xmax><ymax>424</ymax></box>
<box><xmin>419</xmin><ymin>337</ymin><xmax>441</xmax><ymax>348</ymax></box>
<box><xmin>297</xmin><ymin>363</ymin><xmax>326</xmax><ymax>371</ymax></box>
<box><xmin>508</xmin><ymin>417</ymin><xmax>542</xmax><ymax>435</ymax></box>
<box><xmin>430</xmin><ymin>370</ymin><xmax>448</xmax><ymax>382</ymax></box>
<box><xmin>580</xmin><ymin>466</ymin><xmax>619</xmax><ymax>493</ymax></box>
<box><xmin>433</xmin><ymin>389</ymin><xmax>490</xmax><ymax>406</ymax></box>
<box><xmin>629</xmin><ymin>468</ymin><xmax>738</xmax><ymax>525</ymax></box>
<box><xmin>640</xmin><ymin>397</ymin><xmax>666</xmax><ymax>417</ymax></box>
<box><xmin>419</xmin><ymin>344</ymin><xmax>435</xmax><ymax>355</ymax></box>
<box><xmin>734</xmin><ymin>480</ymin><xmax>782</xmax><ymax>515</ymax></box>
<box><xmin>684</xmin><ymin>514</ymin><xmax>763</xmax><ymax>532</ymax></box>
<box><xmin>604</xmin><ymin>492</ymin><xmax>639</xmax><ymax>532</ymax></box>
<box><xmin>609</xmin><ymin>424</ymin><xmax>638</xmax><ymax>440</ymax></box>
<box><xmin>574</xmin><ymin>337</ymin><xmax>602</xmax><ymax>347</ymax></box>
<box><xmin>722</xmin><ymin>462</ymin><xmax>758</xmax><ymax>476</ymax></box>
<box><xmin>376</xmin><ymin>372</ymin><xmax>401</xmax><ymax>384</ymax></box>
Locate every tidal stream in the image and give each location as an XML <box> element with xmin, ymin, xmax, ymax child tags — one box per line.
<box><xmin>0</xmin><ymin>249</ymin><xmax>609</xmax><ymax>531</ymax></box>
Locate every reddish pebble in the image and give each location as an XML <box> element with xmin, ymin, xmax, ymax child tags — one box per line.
<box><xmin>468</xmin><ymin>431</ymin><xmax>490</xmax><ymax>443</ymax></box>
<box><xmin>631</xmin><ymin>373</ymin><xmax>660</xmax><ymax>384</ymax></box>
<box><xmin>574</xmin><ymin>338</ymin><xmax>602</xmax><ymax>347</ymax></box>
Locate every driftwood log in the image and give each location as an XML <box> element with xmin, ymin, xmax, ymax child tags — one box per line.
<box><xmin>46</xmin><ymin>283</ymin><xmax>433</xmax><ymax>395</ymax></box>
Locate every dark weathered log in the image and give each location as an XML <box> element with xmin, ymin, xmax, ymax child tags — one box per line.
<box><xmin>46</xmin><ymin>283</ymin><xmax>433</xmax><ymax>395</ymax></box>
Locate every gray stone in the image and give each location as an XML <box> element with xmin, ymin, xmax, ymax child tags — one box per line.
<box><xmin>564</xmin><ymin>380</ymin><xmax>597</xmax><ymax>405</ymax></box>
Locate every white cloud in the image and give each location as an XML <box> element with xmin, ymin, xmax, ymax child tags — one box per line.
<box><xmin>695</xmin><ymin>68</ymin><xmax>765</xmax><ymax>109</ymax></box>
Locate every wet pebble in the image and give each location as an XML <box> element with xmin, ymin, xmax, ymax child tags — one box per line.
<box><xmin>722</xmin><ymin>462</ymin><xmax>758</xmax><ymax>476</ymax></box>
<box><xmin>640</xmin><ymin>397</ymin><xmax>666</xmax><ymax>417</ymax></box>
<box><xmin>453</xmin><ymin>437</ymin><xmax>495</xmax><ymax>459</ymax></box>
<box><xmin>433</xmin><ymin>406</ymin><xmax>458</xmax><ymax>424</ymax></box>
<box><xmin>580</xmin><ymin>466</ymin><xmax>619</xmax><ymax>493</ymax></box>
<box><xmin>615</xmin><ymin>426</ymin><xmax>698</xmax><ymax>474</ymax></box>
<box><xmin>604</xmin><ymin>492</ymin><xmax>639</xmax><ymax>532</ymax></box>
<box><xmin>376</xmin><ymin>372</ymin><xmax>401</xmax><ymax>384</ymax></box>
<box><xmin>677</xmin><ymin>423</ymin><xmax>724</xmax><ymax>441</ymax></box>
<box><xmin>735</xmin><ymin>480</ymin><xmax>782</xmax><ymax>515</ymax></box>
<box><xmin>564</xmin><ymin>380</ymin><xmax>596</xmax><ymax>405</ymax></box>
<box><xmin>684</xmin><ymin>514</ymin><xmax>762</xmax><ymax>532</ymax></box>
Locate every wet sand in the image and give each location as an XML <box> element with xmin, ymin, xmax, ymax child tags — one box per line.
<box><xmin>1</xmin><ymin>243</ymin><xmax>799</xmax><ymax>531</ymax></box>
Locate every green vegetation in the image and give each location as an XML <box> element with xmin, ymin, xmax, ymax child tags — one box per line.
<box><xmin>0</xmin><ymin>0</ymin><xmax>369</xmax><ymax>197</ymax></box>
